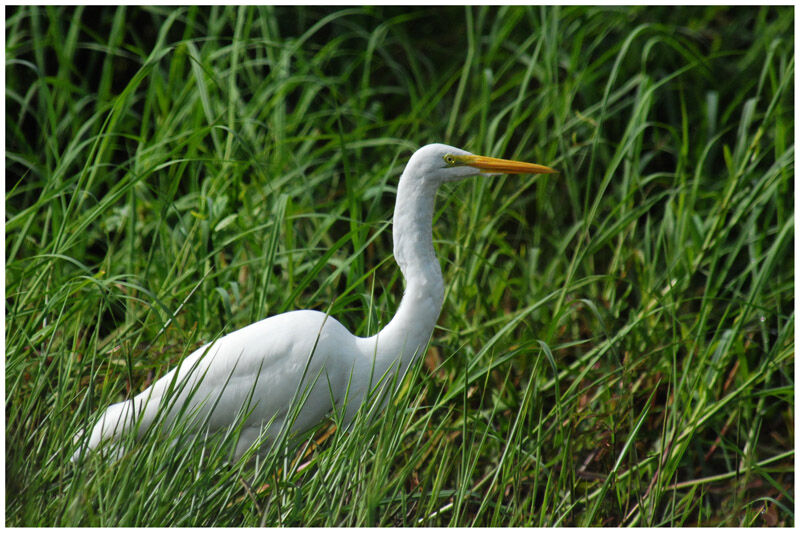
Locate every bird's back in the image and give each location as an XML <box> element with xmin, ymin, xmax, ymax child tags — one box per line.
<box><xmin>75</xmin><ymin>310</ymin><xmax>361</xmax><ymax>461</ymax></box>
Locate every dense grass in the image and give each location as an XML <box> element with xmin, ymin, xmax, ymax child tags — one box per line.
<box><xmin>5</xmin><ymin>5</ymin><xmax>793</xmax><ymax>526</ymax></box>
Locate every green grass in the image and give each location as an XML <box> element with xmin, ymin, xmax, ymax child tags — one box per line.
<box><xmin>5</xmin><ymin>5</ymin><xmax>794</xmax><ymax>526</ymax></box>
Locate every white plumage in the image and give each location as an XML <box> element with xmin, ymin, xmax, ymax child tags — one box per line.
<box><xmin>73</xmin><ymin>143</ymin><xmax>555</xmax><ymax>462</ymax></box>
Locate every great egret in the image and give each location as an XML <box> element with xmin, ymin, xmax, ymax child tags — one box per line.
<box><xmin>72</xmin><ymin>143</ymin><xmax>556</xmax><ymax>462</ymax></box>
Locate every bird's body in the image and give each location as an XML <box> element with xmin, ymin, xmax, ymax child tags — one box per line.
<box><xmin>73</xmin><ymin>144</ymin><xmax>555</xmax><ymax>462</ymax></box>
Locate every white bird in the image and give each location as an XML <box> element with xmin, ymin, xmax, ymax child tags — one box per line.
<box><xmin>72</xmin><ymin>143</ymin><xmax>556</xmax><ymax>462</ymax></box>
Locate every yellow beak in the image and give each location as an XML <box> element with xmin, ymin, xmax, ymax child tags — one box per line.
<box><xmin>457</xmin><ymin>154</ymin><xmax>558</xmax><ymax>175</ymax></box>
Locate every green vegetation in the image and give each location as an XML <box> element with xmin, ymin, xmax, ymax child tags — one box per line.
<box><xmin>6</xmin><ymin>5</ymin><xmax>793</xmax><ymax>526</ymax></box>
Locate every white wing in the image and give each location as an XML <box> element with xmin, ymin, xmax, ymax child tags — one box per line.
<box><xmin>76</xmin><ymin>310</ymin><xmax>361</xmax><ymax>460</ymax></box>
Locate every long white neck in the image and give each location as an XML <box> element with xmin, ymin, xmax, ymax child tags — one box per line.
<box><xmin>365</xmin><ymin>170</ymin><xmax>445</xmax><ymax>379</ymax></box>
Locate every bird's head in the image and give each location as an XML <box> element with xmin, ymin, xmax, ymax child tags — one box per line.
<box><xmin>407</xmin><ymin>143</ymin><xmax>557</xmax><ymax>184</ymax></box>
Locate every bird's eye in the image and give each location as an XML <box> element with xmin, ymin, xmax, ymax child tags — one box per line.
<box><xmin>443</xmin><ymin>154</ymin><xmax>457</xmax><ymax>166</ymax></box>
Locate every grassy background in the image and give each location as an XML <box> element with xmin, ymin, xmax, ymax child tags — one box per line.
<box><xmin>5</xmin><ymin>5</ymin><xmax>794</xmax><ymax>526</ymax></box>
